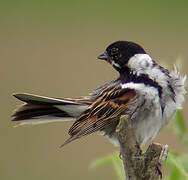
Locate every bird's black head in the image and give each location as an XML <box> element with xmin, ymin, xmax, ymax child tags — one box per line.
<box><xmin>97</xmin><ymin>41</ymin><xmax>146</xmax><ymax>72</ymax></box>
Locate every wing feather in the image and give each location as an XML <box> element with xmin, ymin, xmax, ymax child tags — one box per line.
<box><xmin>61</xmin><ymin>87</ymin><xmax>136</xmax><ymax>147</ymax></box>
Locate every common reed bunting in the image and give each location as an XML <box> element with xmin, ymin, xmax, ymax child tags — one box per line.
<box><xmin>12</xmin><ymin>41</ymin><xmax>187</xmax><ymax>147</ymax></box>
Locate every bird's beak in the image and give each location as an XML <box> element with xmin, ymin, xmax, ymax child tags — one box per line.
<box><xmin>97</xmin><ymin>51</ymin><xmax>108</xmax><ymax>61</ymax></box>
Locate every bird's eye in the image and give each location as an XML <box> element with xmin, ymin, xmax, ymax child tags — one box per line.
<box><xmin>110</xmin><ymin>47</ymin><xmax>120</xmax><ymax>59</ymax></box>
<box><xmin>111</xmin><ymin>47</ymin><xmax>118</xmax><ymax>54</ymax></box>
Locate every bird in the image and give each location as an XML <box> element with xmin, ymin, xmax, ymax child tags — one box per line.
<box><xmin>12</xmin><ymin>41</ymin><xmax>187</xmax><ymax>147</ymax></box>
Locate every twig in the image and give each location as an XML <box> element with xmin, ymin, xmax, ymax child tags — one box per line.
<box><xmin>116</xmin><ymin>115</ymin><xmax>168</xmax><ymax>180</ymax></box>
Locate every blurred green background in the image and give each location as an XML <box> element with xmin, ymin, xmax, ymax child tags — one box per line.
<box><xmin>1</xmin><ymin>1</ymin><xmax>188</xmax><ymax>179</ymax></box>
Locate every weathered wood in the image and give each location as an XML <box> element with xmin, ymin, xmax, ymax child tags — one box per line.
<box><xmin>116</xmin><ymin>115</ymin><xmax>168</xmax><ymax>180</ymax></box>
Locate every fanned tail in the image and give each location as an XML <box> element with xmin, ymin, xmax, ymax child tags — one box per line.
<box><xmin>12</xmin><ymin>93</ymin><xmax>91</xmax><ymax>126</ymax></box>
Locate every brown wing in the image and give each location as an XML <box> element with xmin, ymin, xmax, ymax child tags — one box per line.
<box><xmin>61</xmin><ymin>87</ymin><xmax>136</xmax><ymax>147</ymax></box>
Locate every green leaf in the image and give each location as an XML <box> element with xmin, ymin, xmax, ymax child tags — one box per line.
<box><xmin>90</xmin><ymin>155</ymin><xmax>114</xmax><ymax>168</ymax></box>
<box><xmin>169</xmin><ymin>166</ymin><xmax>184</xmax><ymax>180</ymax></box>
<box><xmin>165</xmin><ymin>151</ymin><xmax>188</xmax><ymax>179</ymax></box>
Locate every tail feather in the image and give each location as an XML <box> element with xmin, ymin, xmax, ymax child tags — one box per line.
<box><xmin>12</xmin><ymin>104</ymin><xmax>71</xmax><ymax>121</ymax></box>
<box><xmin>13</xmin><ymin>93</ymin><xmax>83</xmax><ymax>105</ymax></box>
<box><xmin>12</xmin><ymin>93</ymin><xmax>90</xmax><ymax>125</ymax></box>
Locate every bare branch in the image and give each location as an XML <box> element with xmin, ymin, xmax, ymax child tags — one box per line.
<box><xmin>116</xmin><ymin>115</ymin><xmax>168</xmax><ymax>180</ymax></box>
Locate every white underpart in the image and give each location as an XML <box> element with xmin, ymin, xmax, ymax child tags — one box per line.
<box><xmin>128</xmin><ymin>54</ymin><xmax>187</xmax><ymax>121</ymax></box>
<box><xmin>119</xmin><ymin>60</ymin><xmax>187</xmax><ymax>145</ymax></box>
<box><xmin>121</xmin><ymin>82</ymin><xmax>163</xmax><ymax>145</ymax></box>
